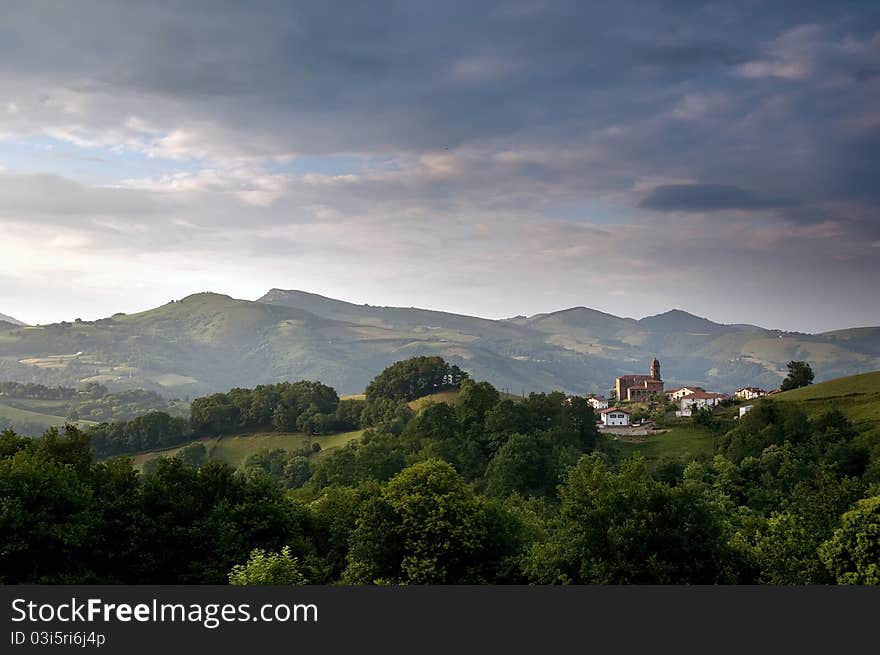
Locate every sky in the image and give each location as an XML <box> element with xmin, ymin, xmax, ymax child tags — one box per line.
<box><xmin>0</xmin><ymin>1</ymin><xmax>878</xmax><ymax>332</ymax></box>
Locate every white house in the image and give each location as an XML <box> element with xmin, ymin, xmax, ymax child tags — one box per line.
<box><xmin>601</xmin><ymin>407</ymin><xmax>631</xmax><ymax>427</ymax></box>
<box><xmin>735</xmin><ymin>387</ymin><xmax>767</xmax><ymax>400</ymax></box>
<box><xmin>677</xmin><ymin>392</ymin><xmax>727</xmax><ymax>417</ymax></box>
<box><xmin>666</xmin><ymin>386</ymin><xmax>705</xmax><ymax>401</ymax></box>
<box><xmin>738</xmin><ymin>404</ymin><xmax>754</xmax><ymax>418</ymax></box>
<box><xmin>587</xmin><ymin>395</ymin><xmax>609</xmax><ymax>410</ymax></box>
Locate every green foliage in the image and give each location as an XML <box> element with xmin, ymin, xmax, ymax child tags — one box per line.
<box><xmin>88</xmin><ymin>411</ymin><xmax>192</xmax><ymax>458</ymax></box>
<box><xmin>309</xmin><ymin>432</ymin><xmax>406</xmax><ymax>489</ymax></box>
<box><xmin>364</xmin><ymin>356</ymin><xmax>467</xmax><ymax>403</ymax></box>
<box><xmin>135</xmin><ymin>458</ymin><xmax>312</xmax><ymax>584</ymax></box>
<box><xmin>0</xmin><ymin>426</ymin><xmax>312</xmax><ymax>584</ymax></box>
<box><xmin>343</xmin><ymin>460</ymin><xmax>521</xmax><ymax>584</ymax></box>
<box><xmin>192</xmin><ymin>381</ymin><xmax>343</xmax><ymax>436</ymax></box>
<box><xmin>242</xmin><ymin>449</ymin><xmax>314</xmax><ymax>489</ymax></box>
<box><xmin>2</xmin><ymin>362</ymin><xmax>879</xmax><ymax>587</ymax></box>
<box><xmin>525</xmin><ymin>455</ymin><xmax>744</xmax><ymax>584</ymax></box>
<box><xmin>717</xmin><ymin>400</ymin><xmax>811</xmax><ymax>462</ymax></box>
<box><xmin>359</xmin><ymin>397</ymin><xmax>413</xmax><ymax>432</ymax></box>
<box><xmin>745</xmin><ymin>472</ymin><xmax>865</xmax><ymax>584</ymax></box>
<box><xmin>176</xmin><ymin>442</ymin><xmax>207</xmax><ymax>469</ymax></box>
<box><xmin>819</xmin><ymin>495</ymin><xmax>880</xmax><ymax>584</ymax></box>
<box><xmin>485</xmin><ymin>432</ymin><xmax>566</xmax><ymax>499</ymax></box>
<box><xmin>228</xmin><ymin>546</ymin><xmax>308</xmax><ymax>585</ymax></box>
<box><xmin>307</xmin><ymin>483</ymin><xmax>379</xmax><ymax>582</ymax></box>
<box><xmin>780</xmin><ymin>360</ymin><xmax>815</xmax><ymax>392</ymax></box>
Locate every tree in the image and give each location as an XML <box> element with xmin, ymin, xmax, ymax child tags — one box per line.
<box><xmin>485</xmin><ymin>432</ymin><xmax>559</xmax><ymax>499</ymax></box>
<box><xmin>364</xmin><ymin>356</ymin><xmax>468</xmax><ymax>403</ymax></box>
<box><xmin>780</xmin><ymin>361</ymin><xmax>814</xmax><ymax>391</ymax></box>
<box><xmin>308</xmin><ymin>483</ymin><xmax>380</xmax><ymax>582</ymax></box>
<box><xmin>525</xmin><ymin>455</ymin><xmax>742</xmax><ymax>584</ymax></box>
<box><xmin>136</xmin><ymin>458</ymin><xmax>311</xmax><ymax>584</ymax></box>
<box><xmin>343</xmin><ymin>460</ymin><xmax>520</xmax><ymax>584</ymax></box>
<box><xmin>717</xmin><ymin>401</ymin><xmax>811</xmax><ymax>462</ymax></box>
<box><xmin>0</xmin><ymin>427</ymin><xmax>100</xmax><ymax>583</ymax></box>
<box><xmin>228</xmin><ymin>546</ymin><xmax>308</xmax><ymax>585</ymax></box>
<box><xmin>456</xmin><ymin>379</ymin><xmax>500</xmax><ymax>429</ymax></box>
<box><xmin>176</xmin><ymin>442</ymin><xmax>207</xmax><ymax>468</ymax></box>
<box><xmin>819</xmin><ymin>495</ymin><xmax>880</xmax><ymax>585</ymax></box>
<box><xmin>746</xmin><ymin>472</ymin><xmax>865</xmax><ymax>584</ymax></box>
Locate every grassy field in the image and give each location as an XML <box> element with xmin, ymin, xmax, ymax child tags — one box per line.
<box><xmin>406</xmin><ymin>389</ymin><xmax>522</xmax><ymax>412</ymax></box>
<box><xmin>0</xmin><ymin>400</ymin><xmax>95</xmax><ymax>432</ymax></box>
<box><xmin>129</xmin><ymin>429</ymin><xmax>364</xmax><ymax>470</ymax></box>
<box><xmin>773</xmin><ymin>370</ymin><xmax>880</xmax><ymax>437</ymax></box>
<box><xmin>408</xmin><ymin>390</ymin><xmax>461</xmax><ymax>411</ymax></box>
<box><xmin>603</xmin><ymin>423</ymin><xmax>716</xmax><ymax>466</ymax></box>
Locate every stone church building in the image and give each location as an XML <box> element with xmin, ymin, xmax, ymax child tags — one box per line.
<box><xmin>615</xmin><ymin>358</ymin><xmax>664</xmax><ymax>401</ymax></box>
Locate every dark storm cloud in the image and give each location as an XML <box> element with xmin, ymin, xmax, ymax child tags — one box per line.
<box><xmin>639</xmin><ymin>184</ymin><xmax>793</xmax><ymax>212</ymax></box>
<box><xmin>1</xmin><ymin>0</ymin><xmax>874</xmax><ymax>156</ymax></box>
<box><xmin>1</xmin><ymin>1</ymin><xmax>879</xmax><ymax>330</ymax></box>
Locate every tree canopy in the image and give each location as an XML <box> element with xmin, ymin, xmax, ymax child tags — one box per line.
<box><xmin>780</xmin><ymin>360</ymin><xmax>815</xmax><ymax>391</ymax></box>
<box><xmin>364</xmin><ymin>356</ymin><xmax>467</xmax><ymax>403</ymax></box>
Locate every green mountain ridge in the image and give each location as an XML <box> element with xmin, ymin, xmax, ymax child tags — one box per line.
<box><xmin>0</xmin><ymin>289</ymin><xmax>878</xmax><ymax>396</ymax></box>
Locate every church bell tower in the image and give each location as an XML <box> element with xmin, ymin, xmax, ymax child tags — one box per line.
<box><xmin>650</xmin><ymin>358</ymin><xmax>661</xmax><ymax>381</ymax></box>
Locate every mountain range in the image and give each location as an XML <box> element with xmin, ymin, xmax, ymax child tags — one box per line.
<box><xmin>0</xmin><ymin>289</ymin><xmax>878</xmax><ymax>397</ymax></box>
<box><xmin>0</xmin><ymin>312</ymin><xmax>26</xmax><ymax>326</ymax></box>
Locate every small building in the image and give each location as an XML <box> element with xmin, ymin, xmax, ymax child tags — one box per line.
<box><xmin>601</xmin><ymin>407</ymin><xmax>631</xmax><ymax>427</ymax></box>
<box><xmin>587</xmin><ymin>395</ymin><xmax>609</xmax><ymax>410</ymax></box>
<box><xmin>735</xmin><ymin>387</ymin><xmax>767</xmax><ymax>401</ymax></box>
<box><xmin>667</xmin><ymin>386</ymin><xmax>705</xmax><ymax>401</ymax></box>
<box><xmin>677</xmin><ymin>392</ymin><xmax>727</xmax><ymax>417</ymax></box>
<box><xmin>738</xmin><ymin>404</ymin><xmax>754</xmax><ymax>418</ymax></box>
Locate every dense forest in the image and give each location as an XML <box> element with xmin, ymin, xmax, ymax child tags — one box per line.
<box><xmin>1</xmin><ymin>356</ymin><xmax>878</xmax><ymax>585</ymax></box>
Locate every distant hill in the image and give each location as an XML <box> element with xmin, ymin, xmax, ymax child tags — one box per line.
<box><xmin>0</xmin><ymin>289</ymin><xmax>878</xmax><ymax>397</ymax></box>
<box><xmin>637</xmin><ymin>309</ymin><xmax>758</xmax><ymax>335</ymax></box>
<box><xmin>0</xmin><ymin>312</ymin><xmax>26</xmax><ymax>326</ymax></box>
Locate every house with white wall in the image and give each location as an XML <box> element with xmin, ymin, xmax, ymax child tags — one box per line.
<box><xmin>739</xmin><ymin>404</ymin><xmax>754</xmax><ymax>418</ymax></box>
<box><xmin>600</xmin><ymin>407</ymin><xmax>631</xmax><ymax>426</ymax></box>
<box><xmin>588</xmin><ymin>395</ymin><xmax>609</xmax><ymax>410</ymax></box>
<box><xmin>676</xmin><ymin>392</ymin><xmax>727</xmax><ymax>417</ymax></box>
<box><xmin>735</xmin><ymin>387</ymin><xmax>767</xmax><ymax>400</ymax></box>
<box><xmin>666</xmin><ymin>386</ymin><xmax>705</xmax><ymax>401</ymax></box>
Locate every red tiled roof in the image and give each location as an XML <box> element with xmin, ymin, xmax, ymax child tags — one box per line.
<box><xmin>601</xmin><ymin>407</ymin><xmax>631</xmax><ymax>414</ymax></box>
<box><xmin>682</xmin><ymin>391</ymin><xmax>726</xmax><ymax>400</ymax></box>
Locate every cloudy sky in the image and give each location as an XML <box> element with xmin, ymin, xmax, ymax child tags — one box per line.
<box><xmin>1</xmin><ymin>1</ymin><xmax>878</xmax><ymax>332</ymax></box>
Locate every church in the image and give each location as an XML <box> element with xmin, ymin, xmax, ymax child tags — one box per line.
<box><xmin>615</xmin><ymin>358</ymin><xmax>664</xmax><ymax>401</ymax></box>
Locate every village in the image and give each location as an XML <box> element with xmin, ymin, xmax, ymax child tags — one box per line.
<box><xmin>584</xmin><ymin>358</ymin><xmax>771</xmax><ymax>435</ymax></box>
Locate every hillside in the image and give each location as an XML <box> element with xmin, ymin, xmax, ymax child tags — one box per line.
<box><xmin>637</xmin><ymin>309</ymin><xmax>759</xmax><ymax>335</ymax></box>
<box><xmin>0</xmin><ymin>384</ymin><xmax>187</xmax><ymax>436</ymax></box>
<box><xmin>0</xmin><ymin>400</ymin><xmax>95</xmax><ymax>434</ymax></box>
<box><xmin>0</xmin><ymin>312</ymin><xmax>25</xmax><ymax>326</ymax></box>
<box><xmin>0</xmin><ymin>289</ymin><xmax>878</xmax><ymax>397</ymax></box>
<box><xmin>773</xmin><ymin>371</ymin><xmax>880</xmax><ymax>437</ymax></box>
<box><xmin>130</xmin><ymin>429</ymin><xmax>364</xmax><ymax>471</ymax></box>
